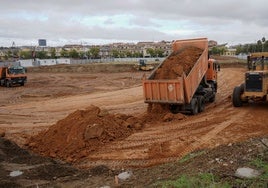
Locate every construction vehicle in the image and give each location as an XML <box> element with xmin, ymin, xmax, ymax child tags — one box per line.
<box><xmin>0</xmin><ymin>66</ymin><xmax>27</xmax><ymax>87</ymax></box>
<box><xmin>142</xmin><ymin>38</ymin><xmax>219</xmax><ymax>114</ymax></box>
<box><xmin>134</xmin><ymin>59</ymin><xmax>154</xmax><ymax>71</ymax></box>
<box><xmin>232</xmin><ymin>52</ymin><xmax>268</xmax><ymax>107</ymax></box>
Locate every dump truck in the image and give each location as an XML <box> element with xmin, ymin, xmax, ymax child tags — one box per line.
<box><xmin>232</xmin><ymin>52</ymin><xmax>268</xmax><ymax>107</ymax></box>
<box><xmin>0</xmin><ymin>66</ymin><xmax>27</xmax><ymax>87</ymax></box>
<box><xmin>142</xmin><ymin>38</ymin><xmax>219</xmax><ymax>114</ymax></box>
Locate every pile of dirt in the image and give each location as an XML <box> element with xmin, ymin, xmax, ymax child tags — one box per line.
<box><xmin>27</xmin><ymin>105</ymin><xmax>143</xmax><ymax>163</ymax></box>
<box><xmin>153</xmin><ymin>46</ymin><xmax>203</xmax><ymax>79</ymax></box>
<box><xmin>141</xmin><ymin>104</ymin><xmax>187</xmax><ymax>123</ymax></box>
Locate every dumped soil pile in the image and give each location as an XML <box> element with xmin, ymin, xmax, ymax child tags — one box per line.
<box><xmin>142</xmin><ymin>103</ymin><xmax>187</xmax><ymax>123</ymax></box>
<box><xmin>27</xmin><ymin>105</ymin><xmax>143</xmax><ymax>163</ymax></box>
<box><xmin>153</xmin><ymin>46</ymin><xmax>203</xmax><ymax>79</ymax></box>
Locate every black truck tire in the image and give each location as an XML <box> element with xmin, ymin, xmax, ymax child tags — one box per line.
<box><xmin>232</xmin><ymin>86</ymin><xmax>243</xmax><ymax>107</ymax></box>
<box><xmin>6</xmin><ymin>80</ymin><xmax>11</xmax><ymax>87</ymax></box>
<box><xmin>197</xmin><ymin>96</ymin><xmax>205</xmax><ymax>112</ymax></box>
<box><xmin>190</xmin><ymin>98</ymin><xmax>198</xmax><ymax>115</ymax></box>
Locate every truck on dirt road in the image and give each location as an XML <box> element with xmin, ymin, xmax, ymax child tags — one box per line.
<box><xmin>142</xmin><ymin>38</ymin><xmax>219</xmax><ymax>114</ymax></box>
<box><xmin>0</xmin><ymin>66</ymin><xmax>27</xmax><ymax>87</ymax></box>
<box><xmin>232</xmin><ymin>52</ymin><xmax>268</xmax><ymax>107</ymax></box>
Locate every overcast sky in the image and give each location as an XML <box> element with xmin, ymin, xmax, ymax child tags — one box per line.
<box><xmin>0</xmin><ymin>0</ymin><xmax>267</xmax><ymax>47</ymax></box>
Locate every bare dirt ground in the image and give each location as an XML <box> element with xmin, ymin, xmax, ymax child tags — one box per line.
<box><xmin>0</xmin><ymin>63</ymin><xmax>267</xmax><ymax>187</ymax></box>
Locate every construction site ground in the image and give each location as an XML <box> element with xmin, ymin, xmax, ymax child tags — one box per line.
<box><xmin>0</xmin><ymin>61</ymin><xmax>267</xmax><ymax>187</ymax></box>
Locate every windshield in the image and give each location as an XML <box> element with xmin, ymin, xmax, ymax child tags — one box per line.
<box><xmin>8</xmin><ymin>67</ymin><xmax>26</xmax><ymax>74</ymax></box>
<box><xmin>249</xmin><ymin>56</ymin><xmax>268</xmax><ymax>70</ymax></box>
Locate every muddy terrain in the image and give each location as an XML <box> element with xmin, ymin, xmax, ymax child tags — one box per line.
<box><xmin>0</xmin><ymin>62</ymin><xmax>267</xmax><ymax>187</ymax></box>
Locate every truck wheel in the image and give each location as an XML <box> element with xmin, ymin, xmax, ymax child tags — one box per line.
<box><xmin>197</xmin><ymin>96</ymin><xmax>205</xmax><ymax>112</ymax></box>
<box><xmin>6</xmin><ymin>80</ymin><xmax>11</xmax><ymax>87</ymax></box>
<box><xmin>190</xmin><ymin>98</ymin><xmax>198</xmax><ymax>115</ymax></box>
<box><xmin>209</xmin><ymin>94</ymin><xmax>215</xmax><ymax>103</ymax></box>
<box><xmin>232</xmin><ymin>86</ymin><xmax>243</xmax><ymax>107</ymax></box>
<box><xmin>20</xmin><ymin>82</ymin><xmax>24</xmax><ymax>86</ymax></box>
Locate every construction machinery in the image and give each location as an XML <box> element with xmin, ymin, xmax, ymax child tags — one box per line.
<box><xmin>134</xmin><ymin>59</ymin><xmax>154</xmax><ymax>71</ymax></box>
<box><xmin>142</xmin><ymin>38</ymin><xmax>220</xmax><ymax>114</ymax></box>
<box><xmin>232</xmin><ymin>52</ymin><xmax>268</xmax><ymax>107</ymax></box>
<box><xmin>0</xmin><ymin>66</ymin><xmax>27</xmax><ymax>87</ymax></box>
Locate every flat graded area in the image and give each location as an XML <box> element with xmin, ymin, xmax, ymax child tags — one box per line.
<box><xmin>0</xmin><ymin>63</ymin><xmax>267</xmax><ymax>187</ymax></box>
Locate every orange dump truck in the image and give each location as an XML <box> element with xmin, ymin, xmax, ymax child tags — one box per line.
<box><xmin>0</xmin><ymin>66</ymin><xmax>27</xmax><ymax>87</ymax></box>
<box><xmin>142</xmin><ymin>38</ymin><xmax>219</xmax><ymax>114</ymax></box>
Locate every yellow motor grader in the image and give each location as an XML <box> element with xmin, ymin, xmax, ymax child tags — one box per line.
<box><xmin>233</xmin><ymin>52</ymin><xmax>268</xmax><ymax>107</ymax></box>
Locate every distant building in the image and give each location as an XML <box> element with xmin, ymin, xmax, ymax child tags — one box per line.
<box><xmin>224</xmin><ymin>48</ymin><xmax>236</xmax><ymax>56</ymax></box>
<box><xmin>38</xmin><ymin>39</ymin><xmax>47</xmax><ymax>47</ymax></box>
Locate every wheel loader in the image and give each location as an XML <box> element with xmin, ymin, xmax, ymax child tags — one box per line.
<box><xmin>134</xmin><ymin>59</ymin><xmax>154</xmax><ymax>71</ymax></box>
<box><xmin>232</xmin><ymin>52</ymin><xmax>268</xmax><ymax>107</ymax></box>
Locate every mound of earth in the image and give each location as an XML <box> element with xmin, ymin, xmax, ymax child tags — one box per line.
<box><xmin>27</xmin><ymin>105</ymin><xmax>143</xmax><ymax>163</ymax></box>
<box><xmin>153</xmin><ymin>46</ymin><xmax>203</xmax><ymax>79</ymax></box>
<box><xmin>142</xmin><ymin>103</ymin><xmax>187</xmax><ymax>123</ymax></box>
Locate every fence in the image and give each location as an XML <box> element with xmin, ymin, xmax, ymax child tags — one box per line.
<box><xmin>0</xmin><ymin>57</ymin><xmax>165</xmax><ymax>68</ymax></box>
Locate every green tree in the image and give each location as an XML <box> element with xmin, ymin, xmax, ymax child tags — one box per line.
<box><xmin>210</xmin><ymin>46</ymin><xmax>227</xmax><ymax>55</ymax></box>
<box><xmin>146</xmin><ymin>48</ymin><xmax>156</xmax><ymax>57</ymax></box>
<box><xmin>89</xmin><ymin>47</ymin><xmax>100</xmax><ymax>59</ymax></box>
<box><xmin>19</xmin><ymin>50</ymin><xmax>32</xmax><ymax>59</ymax></box>
<box><xmin>264</xmin><ymin>41</ymin><xmax>268</xmax><ymax>52</ymax></box>
<box><xmin>7</xmin><ymin>50</ymin><xmax>12</xmax><ymax>58</ymax></box>
<box><xmin>235</xmin><ymin>45</ymin><xmax>243</xmax><ymax>55</ymax></box>
<box><xmin>125</xmin><ymin>51</ymin><xmax>133</xmax><ymax>57</ymax></box>
<box><xmin>119</xmin><ymin>51</ymin><xmax>126</xmax><ymax>58</ymax></box>
<box><xmin>69</xmin><ymin>49</ymin><xmax>79</xmax><ymax>59</ymax></box>
<box><xmin>256</xmin><ymin>40</ymin><xmax>262</xmax><ymax>52</ymax></box>
<box><xmin>261</xmin><ymin>37</ymin><xmax>266</xmax><ymax>52</ymax></box>
<box><xmin>36</xmin><ymin>51</ymin><xmax>48</xmax><ymax>59</ymax></box>
<box><xmin>155</xmin><ymin>48</ymin><xmax>164</xmax><ymax>57</ymax></box>
<box><xmin>50</xmin><ymin>48</ymin><xmax>56</xmax><ymax>58</ymax></box>
<box><xmin>111</xmin><ymin>49</ymin><xmax>120</xmax><ymax>58</ymax></box>
<box><xmin>60</xmin><ymin>49</ymin><xmax>69</xmax><ymax>57</ymax></box>
<box><xmin>133</xmin><ymin>52</ymin><xmax>143</xmax><ymax>58</ymax></box>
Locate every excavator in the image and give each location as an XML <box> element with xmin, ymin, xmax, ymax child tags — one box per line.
<box><xmin>233</xmin><ymin>52</ymin><xmax>268</xmax><ymax>106</ymax></box>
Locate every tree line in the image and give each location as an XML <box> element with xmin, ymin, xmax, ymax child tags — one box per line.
<box><xmin>16</xmin><ymin>47</ymin><xmax>166</xmax><ymax>60</ymax></box>
<box><xmin>234</xmin><ymin>37</ymin><xmax>268</xmax><ymax>54</ymax></box>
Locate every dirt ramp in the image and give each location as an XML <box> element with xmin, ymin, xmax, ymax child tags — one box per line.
<box><xmin>27</xmin><ymin>105</ymin><xmax>143</xmax><ymax>163</ymax></box>
<box><xmin>153</xmin><ymin>46</ymin><xmax>203</xmax><ymax>79</ymax></box>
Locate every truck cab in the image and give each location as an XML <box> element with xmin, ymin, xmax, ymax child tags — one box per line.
<box><xmin>0</xmin><ymin>66</ymin><xmax>27</xmax><ymax>87</ymax></box>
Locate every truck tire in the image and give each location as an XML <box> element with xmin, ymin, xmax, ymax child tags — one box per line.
<box><xmin>20</xmin><ymin>82</ymin><xmax>24</xmax><ymax>86</ymax></box>
<box><xmin>197</xmin><ymin>96</ymin><xmax>205</xmax><ymax>112</ymax></box>
<box><xmin>190</xmin><ymin>98</ymin><xmax>198</xmax><ymax>115</ymax></box>
<box><xmin>6</xmin><ymin>80</ymin><xmax>11</xmax><ymax>87</ymax></box>
<box><xmin>209</xmin><ymin>93</ymin><xmax>216</xmax><ymax>103</ymax></box>
<box><xmin>232</xmin><ymin>86</ymin><xmax>243</xmax><ymax>107</ymax></box>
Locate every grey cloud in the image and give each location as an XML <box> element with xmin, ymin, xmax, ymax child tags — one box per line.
<box><xmin>0</xmin><ymin>0</ymin><xmax>268</xmax><ymax>46</ymax></box>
